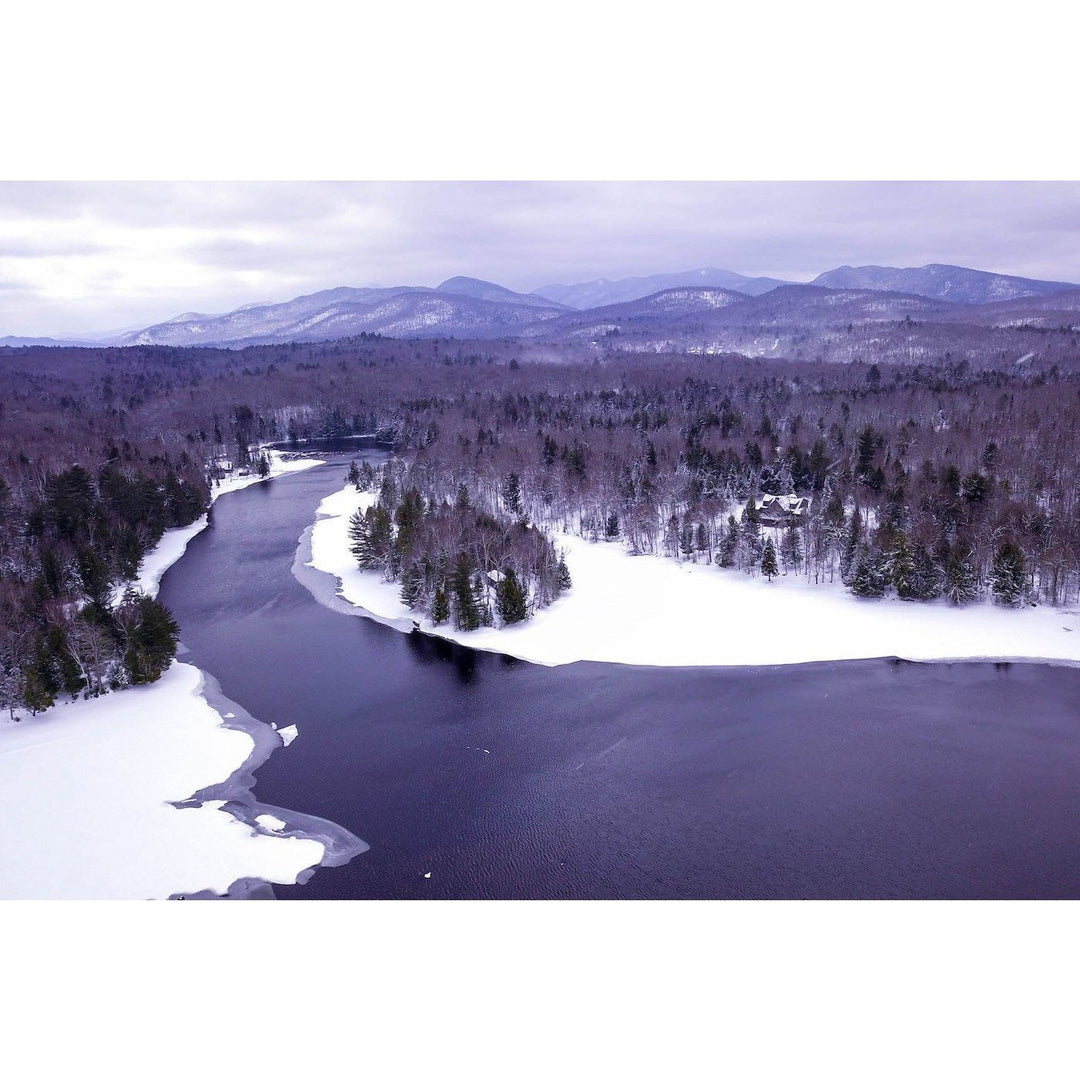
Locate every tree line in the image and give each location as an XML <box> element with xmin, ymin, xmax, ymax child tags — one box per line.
<box><xmin>3</xmin><ymin>331</ymin><xmax>1080</xmax><ymax>718</ymax></box>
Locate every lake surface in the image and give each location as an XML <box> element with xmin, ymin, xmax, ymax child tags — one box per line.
<box><xmin>161</xmin><ymin>459</ymin><xmax>1080</xmax><ymax>899</ymax></box>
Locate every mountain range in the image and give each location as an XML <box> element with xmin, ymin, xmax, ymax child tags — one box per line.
<box><xmin>6</xmin><ymin>263</ymin><xmax>1079</xmax><ymax>351</ymax></box>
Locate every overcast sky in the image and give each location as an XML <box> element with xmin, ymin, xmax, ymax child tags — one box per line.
<box><xmin>3</xmin><ymin>181</ymin><xmax>1080</xmax><ymax>337</ymax></box>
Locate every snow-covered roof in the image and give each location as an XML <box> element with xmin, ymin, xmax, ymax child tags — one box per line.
<box><xmin>755</xmin><ymin>493</ymin><xmax>808</xmax><ymax>515</ymax></box>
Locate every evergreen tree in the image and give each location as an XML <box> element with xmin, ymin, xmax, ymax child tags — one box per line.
<box><xmin>347</xmin><ymin>508</ymin><xmax>371</xmax><ymax>564</ymax></box>
<box><xmin>395</xmin><ymin>487</ymin><xmax>425</xmax><ymax>549</ymax></box>
<box><xmin>118</xmin><ymin>594</ymin><xmax>179</xmax><ymax>685</ymax></box>
<box><xmin>474</xmin><ymin>574</ymin><xmax>494</xmax><ymax>627</ymax></box>
<box><xmin>890</xmin><ymin>532</ymin><xmax>918</xmax><ymax>599</ymax></box>
<box><xmin>991</xmin><ymin>541</ymin><xmax>1026</xmax><ymax>606</ymax></box>
<box><xmin>679</xmin><ymin>520</ymin><xmax>694</xmax><ymax>557</ymax></box>
<box><xmin>910</xmin><ymin>542</ymin><xmax>944</xmax><ymax>601</ymax></box>
<box><xmin>694</xmin><ymin>522</ymin><xmax>708</xmax><ymax>554</ymax></box>
<box><xmin>378</xmin><ymin>469</ymin><xmax>398</xmax><ymax>511</ymax></box>
<box><xmin>347</xmin><ymin>460</ymin><xmax>361</xmax><ymax>489</ymax></box>
<box><xmin>718</xmin><ymin>515</ymin><xmax>739</xmax><ymax>568</ymax></box>
<box><xmin>501</xmin><ymin>473</ymin><xmax>523</xmax><ymax>516</ymax></box>
<box><xmin>945</xmin><ymin>543</ymin><xmax>980</xmax><ymax>605</ymax></box>
<box><xmin>850</xmin><ymin>545</ymin><xmax>889</xmax><ymax>597</ymax></box>
<box><xmin>761</xmin><ymin>537</ymin><xmax>779</xmax><ymax>581</ymax></box>
<box><xmin>555</xmin><ymin>556</ymin><xmax>573</xmax><ymax>593</ymax></box>
<box><xmin>349</xmin><ymin>504</ymin><xmax>393</xmax><ymax>571</ymax></box>
<box><xmin>840</xmin><ymin>508</ymin><xmax>862</xmax><ymax>583</ymax></box>
<box><xmin>496</xmin><ymin>567</ymin><xmax>529</xmax><ymax>624</ymax></box>
<box><xmin>780</xmin><ymin>524</ymin><xmax>802</xmax><ymax>573</ymax></box>
<box><xmin>399</xmin><ymin>562</ymin><xmax>425</xmax><ymax>608</ymax></box>
<box><xmin>431</xmin><ymin>583</ymin><xmax>450</xmax><ymax>625</ymax></box>
<box><xmin>451</xmin><ymin>553</ymin><xmax>481</xmax><ymax>631</ymax></box>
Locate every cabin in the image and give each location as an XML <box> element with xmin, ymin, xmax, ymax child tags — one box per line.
<box><xmin>754</xmin><ymin>493</ymin><xmax>810</xmax><ymax>526</ymax></box>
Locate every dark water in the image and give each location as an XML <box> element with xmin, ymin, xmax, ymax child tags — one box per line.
<box><xmin>160</xmin><ymin>460</ymin><xmax>1080</xmax><ymax>899</ymax></box>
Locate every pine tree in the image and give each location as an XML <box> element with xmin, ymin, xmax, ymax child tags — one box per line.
<box><xmin>399</xmin><ymin>562</ymin><xmax>425</xmax><ymax>608</ymax></box>
<box><xmin>496</xmin><ymin>567</ymin><xmax>529</xmax><ymax>624</ymax></box>
<box><xmin>679</xmin><ymin>520</ymin><xmax>694</xmax><ymax>557</ymax></box>
<box><xmin>991</xmin><ymin>541</ymin><xmax>1025</xmax><ymax>606</ymax></box>
<box><xmin>349</xmin><ymin>504</ymin><xmax>393</xmax><ymax>571</ymax></box>
<box><xmin>851</xmin><ymin>545</ymin><xmax>888</xmax><ymax>597</ymax></box>
<box><xmin>501</xmin><ymin>473</ymin><xmax>523</xmax><ymax>516</ymax></box>
<box><xmin>347</xmin><ymin>460</ymin><xmax>361</xmax><ymax>489</ymax></box>
<box><xmin>890</xmin><ymin>532</ymin><xmax>918</xmax><ymax>599</ymax></box>
<box><xmin>118</xmin><ymin>595</ymin><xmax>179</xmax><ymax>685</ymax></box>
<box><xmin>555</xmin><ymin>556</ymin><xmax>572</xmax><ymax>593</ymax></box>
<box><xmin>761</xmin><ymin>537</ymin><xmax>779</xmax><ymax>581</ymax></box>
<box><xmin>695</xmin><ymin>522</ymin><xmax>708</xmax><ymax>554</ymax></box>
<box><xmin>378</xmin><ymin>469</ymin><xmax>398</xmax><ymax>511</ymax></box>
<box><xmin>780</xmin><ymin>524</ymin><xmax>802</xmax><ymax>573</ymax></box>
<box><xmin>718</xmin><ymin>515</ymin><xmax>739</xmax><ymax>568</ymax></box>
<box><xmin>945</xmin><ymin>544</ymin><xmax>980</xmax><ymax>605</ymax></box>
<box><xmin>451</xmin><ymin>553</ymin><xmax>481</xmax><ymax>631</ymax></box>
<box><xmin>910</xmin><ymin>543</ymin><xmax>944</xmax><ymax>600</ymax></box>
<box><xmin>431</xmin><ymin>584</ymin><xmax>450</xmax><ymax>625</ymax></box>
<box><xmin>840</xmin><ymin>508</ymin><xmax>862</xmax><ymax>583</ymax></box>
<box><xmin>474</xmin><ymin>575</ymin><xmax>493</xmax><ymax>627</ymax></box>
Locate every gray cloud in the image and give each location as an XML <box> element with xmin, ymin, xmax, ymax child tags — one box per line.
<box><xmin>3</xmin><ymin>181</ymin><xmax>1080</xmax><ymax>335</ymax></box>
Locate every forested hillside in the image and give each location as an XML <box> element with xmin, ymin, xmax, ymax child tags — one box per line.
<box><xmin>3</xmin><ymin>330</ymin><xmax>1080</xmax><ymax>714</ymax></box>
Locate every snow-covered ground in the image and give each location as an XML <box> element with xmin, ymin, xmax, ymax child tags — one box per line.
<box><xmin>0</xmin><ymin>663</ymin><xmax>325</xmax><ymax>899</ymax></box>
<box><xmin>0</xmin><ymin>450</ymin><xmax>342</xmax><ymax>899</ymax></box>
<box><xmin>129</xmin><ymin>450</ymin><xmax>324</xmax><ymax>599</ymax></box>
<box><xmin>307</xmin><ymin>485</ymin><xmax>1080</xmax><ymax>669</ymax></box>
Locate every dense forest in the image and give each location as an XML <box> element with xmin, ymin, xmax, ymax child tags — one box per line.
<box><xmin>2</xmin><ymin>330</ymin><xmax>1080</xmax><ymax>715</ymax></box>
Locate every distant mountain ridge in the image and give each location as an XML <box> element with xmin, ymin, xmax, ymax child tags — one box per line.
<box><xmin>533</xmin><ymin>268</ymin><xmax>789</xmax><ymax>309</ymax></box>
<box><xmin>811</xmin><ymin>263</ymin><xmax>1078</xmax><ymax>305</ymax></box>
<box><xmin>118</xmin><ymin>279</ymin><xmax>566</xmax><ymax>347</ymax></box>
<box><xmin>8</xmin><ymin>262</ymin><xmax>1078</xmax><ymax>349</ymax></box>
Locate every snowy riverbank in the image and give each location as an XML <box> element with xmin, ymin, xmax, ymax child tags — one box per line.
<box><xmin>130</xmin><ymin>450</ymin><xmax>325</xmax><ymax>599</ymax></box>
<box><xmin>0</xmin><ymin>663</ymin><xmax>330</xmax><ymax>899</ymax></box>
<box><xmin>0</xmin><ymin>451</ymin><xmax>346</xmax><ymax>899</ymax></box>
<box><xmin>306</xmin><ymin>485</ymin><xmax>1080</xmax><ymax>668</ymax></box>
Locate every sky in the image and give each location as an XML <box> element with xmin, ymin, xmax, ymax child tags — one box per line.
<box><xmin>3</xmin><ymin>181</ymin><xmax>1080</xmax><ymax>337</ymax></box>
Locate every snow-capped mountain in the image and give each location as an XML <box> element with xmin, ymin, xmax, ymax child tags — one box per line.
<box><xmin>60</xmin><ymin>263</ymin><xmax>1080</xmax><ymax>351</ymax></box>
<box><xmin>434</xmin><ymin>276</ymin><xmax>567</xmax><ymax>310</ymax></box>
<box><xmin>532</xmin><ymin>268</ymin><xmax>791</xmax><ymax>309</ymax></box>
<box><xmin>119</xmin><ymin>280</ymin><xmax>566</xmax><ymax>347</ymax></box>
<box><xmin>524</xmin><ymin>286</ymin><xmax>750</xmax><ymax>340</ymax></box>
<box><xmin>811</xmin><ymin>263</ymin><xmax>1079</xmax><ymax>305</ymax></box>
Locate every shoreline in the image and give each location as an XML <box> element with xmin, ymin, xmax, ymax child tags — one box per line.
<box><xmin>301</xmin><ymin>484</ymin><xmax>1080</xmax><ymax>670</ymax></box>
<box><xmin>0</xmin><ymin>451</ymin><xmax>370</xmax><ymax>900</ymax></box>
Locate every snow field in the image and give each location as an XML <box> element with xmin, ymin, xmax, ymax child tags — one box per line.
<box><xmin>0</xmin><ymin>664</ymin><xmax>324</xmax><ymax>899</ymax></box>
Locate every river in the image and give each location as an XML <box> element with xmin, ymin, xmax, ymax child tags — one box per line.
<box><xmin>160</xmin><ymin>457</ymin><xmax>1080</xmax><ymax>899</ymax></box>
